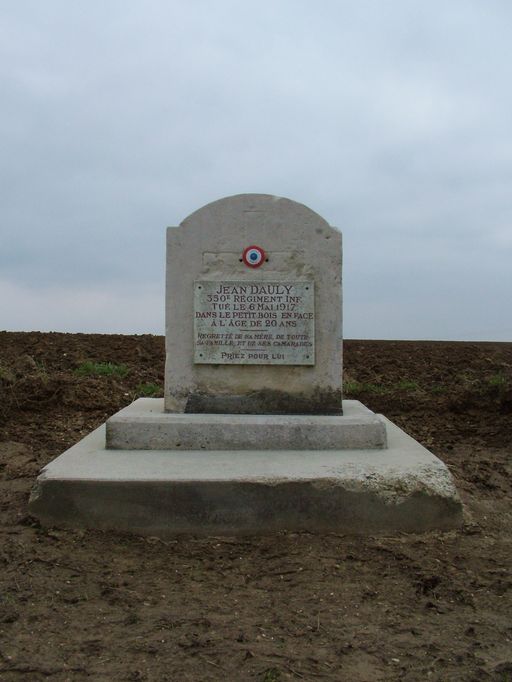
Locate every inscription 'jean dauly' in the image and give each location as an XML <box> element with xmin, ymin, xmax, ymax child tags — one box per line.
<box><xmin>213</xmin><ymin>283</ymin><xmax>295</xmax><ymax>295</ymax></box>
<box><xmin>194</xmin><ymin>280</ymin><xmax>315</xmax><ymax>365</ymax></box>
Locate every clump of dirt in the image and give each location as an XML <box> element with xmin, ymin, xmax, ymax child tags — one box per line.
<box><xmin>0</xmin><ymin>332</ymin><xmax>511</xmax><ymax>681</ymax></box>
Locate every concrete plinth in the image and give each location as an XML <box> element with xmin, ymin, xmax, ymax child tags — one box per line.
<box><xmin>106</xmin><ymin>399</ymin><xmax>387</xmax><ymax>451</ymax></box>
<box><xmin>29</xmin><ymin>409</ymin><xmax>463</xmax><ymax>536</ymax></box>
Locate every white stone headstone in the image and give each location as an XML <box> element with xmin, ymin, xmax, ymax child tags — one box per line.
<box><xmin>164</xmin><ymin>194</ymin><xmax>342</xmax><ymax>414</ymax></box>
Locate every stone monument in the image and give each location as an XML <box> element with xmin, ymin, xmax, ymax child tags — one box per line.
<box><xmin>29</xmin><ymin>194</ymin><xmax>463</xmax><ymax>535</ymax></box>
<box><xmin>165</xmin><ymin>194</ymin><xmax>342</xmax><ymax>415</ymax></box>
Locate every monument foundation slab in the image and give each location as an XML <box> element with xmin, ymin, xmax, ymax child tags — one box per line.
<box><xmin>29</xmin><ymin>408</ymin><xmax>463</xmax><ymax>536</ymax></box>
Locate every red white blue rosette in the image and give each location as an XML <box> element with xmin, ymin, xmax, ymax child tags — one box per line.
<box><xmin>242</xmin><ymin>245</ymin><xmax>266</xmax><ymax>268</ymax></box>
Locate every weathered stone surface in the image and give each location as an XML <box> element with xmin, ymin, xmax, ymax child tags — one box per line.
<box><xmin>106</xmin><ymin>399</ymin><xmax>387</xmax><ymax>450</ymax></box>
<box><xmin>165</xmin><ymin>194</ymin><xmax>342</xmax><ymax>414</ymax></box>
<box><xmin>29</xmin><ymin>416</ymin><xmax>463</xmax><ymax>536</ymax></box>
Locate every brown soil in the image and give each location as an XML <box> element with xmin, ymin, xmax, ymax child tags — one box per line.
<box><xmin>0</xmin><ymin>332</ymin><xmax>511</xmax><ymax>682</ymax></box>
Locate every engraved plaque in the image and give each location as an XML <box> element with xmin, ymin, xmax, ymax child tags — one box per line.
<box><xmin>194</xmin><ymin>281</ymin><xmax>315</xmax><ymax>365</ymax></box>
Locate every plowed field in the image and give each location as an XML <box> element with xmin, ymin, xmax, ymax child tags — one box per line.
<box><xmin>1</xmin><ymin>332</ymin><xmax>511</xmax><ymax>681</ymax></box>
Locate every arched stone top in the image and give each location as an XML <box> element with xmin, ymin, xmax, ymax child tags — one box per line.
<box><xmin>179</xmin><ymin>193</ymin><xmax>333</xmax><ymax>234</ymax></box>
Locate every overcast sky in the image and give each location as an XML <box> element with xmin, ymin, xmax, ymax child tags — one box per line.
<box><xmin>1</xmin><ymin>1</ymin><xmax>511</xmax><ymax>340</ymax></box>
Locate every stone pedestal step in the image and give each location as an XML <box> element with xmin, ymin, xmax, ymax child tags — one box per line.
<box><xmin>105</xmin><ymin>399</ymin><xmax>387</xmax><ymax>451</ymax></box>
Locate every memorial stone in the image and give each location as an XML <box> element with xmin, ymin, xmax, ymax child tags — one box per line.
<box><xmin>164</xmin><ymin>194</ymin><xmax>342</xmax><ymax>414</ymax></box>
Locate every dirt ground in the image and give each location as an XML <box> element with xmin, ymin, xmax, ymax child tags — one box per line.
<box><xmin>0</xmin><ymin>332</ymin><xmax>511</xmax><ymax>682</ymax></box>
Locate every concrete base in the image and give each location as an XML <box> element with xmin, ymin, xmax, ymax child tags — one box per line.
<box><xmin>106</xmin><ymin>399</ymin><xmax>387</xmax><ymax>450</ymax></box>
<box><xmin>29</xmin><ymin>407</ymin><xmax>463</xmax><ymax>536</ymax></box>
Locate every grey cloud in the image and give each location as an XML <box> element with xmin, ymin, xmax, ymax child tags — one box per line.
<box><xmin>1</xmin><ymin>1</ymin><xmax>511</xmax><ymax>338</ymax></box>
